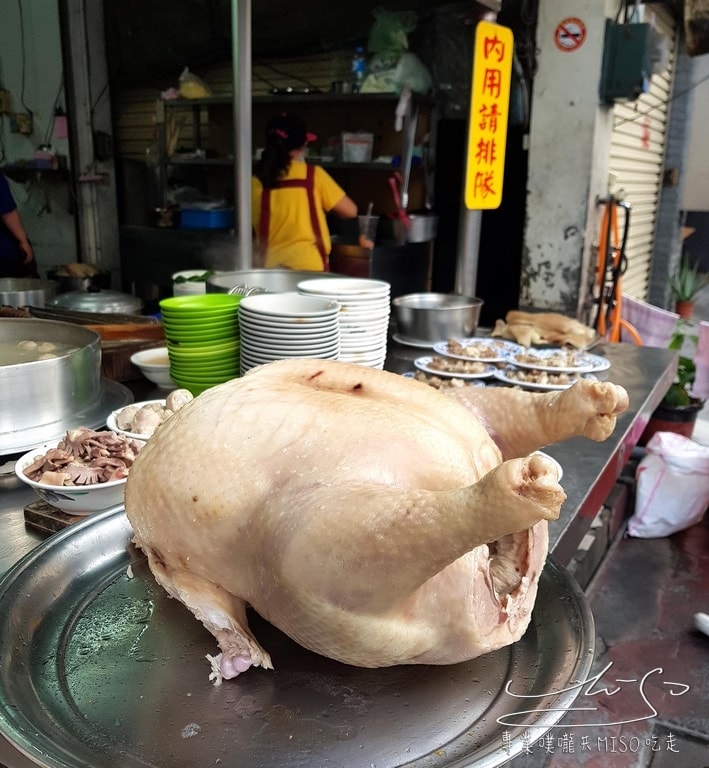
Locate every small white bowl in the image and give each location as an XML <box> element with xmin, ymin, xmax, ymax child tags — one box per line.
<box><xmin>130</xmin><ymin>347</ymin><xmax>175</xmax><ymax>389</ymax></box>
<box><xmin>533</xmin><ymin>451</ymin><xmax>564</xmax><ymax>480</ymax></box>
<box><xmin>15</xmin><ymin>443</ymin><xmax>127</xmax><ymax>515</ymax></box>
<box><xmin>106</xmin><ymin>399</ymin><xmax>167</xmax><ymax>440</ymax></box>
<box><xmin>172</xmin><ymin>270</ymin><xmax>211</xmax><ymax>296</ymax></box>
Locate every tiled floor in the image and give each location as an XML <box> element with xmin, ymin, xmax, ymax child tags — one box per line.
<box><xmin>510</xmin><ymin>517</ymin><xmax>709</xmax><ymax>768</ymax></box>
<box><xmin>509</xmin><ymin>287</ymin><xmax>709</xmax><ymax>767</ymax></box>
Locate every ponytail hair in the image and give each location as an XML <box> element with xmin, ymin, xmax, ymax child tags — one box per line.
<box><xmin>254</xmin><ymin>136</ymin><xmax>291</xmax><ymax>189</ymax></box>
<box><xmin>254</xmin><ymin>114</ymin><xmax>314</xmax><ymax>189</ymax></box>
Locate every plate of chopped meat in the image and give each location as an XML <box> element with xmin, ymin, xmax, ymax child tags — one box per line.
<box><xmin>414</xmin><ymin>356</ymin><xmax>497</xmax><ymax>379</ymax></box>
<box><xmin>403</xmin><ymin>371</ymin><xmax>486</xmax><ymax>389</ymax></box>
<box><xmin>433</xmin><ymin>337</ymin><xmax>523</xmax><ymax>362</ymax></box>
<box><xmin>494</xmin><ymin>366</ymin><xmax>598</xmax><ymax>391</ymax></box>
<box><xmin>510</xmin><ymin>349</ymin><xmax>610</xmax><ymax>373</ymax></box>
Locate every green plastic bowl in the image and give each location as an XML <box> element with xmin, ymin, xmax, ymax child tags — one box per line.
<box><xmin>167</xmin><ymin>339</ymin><xmax>241</xmax><ymax>360</ymax></box>
<box><xmin>160</xmin><ymin>294</ymin><xmax>242</xmax><ymax>313</ymax></box>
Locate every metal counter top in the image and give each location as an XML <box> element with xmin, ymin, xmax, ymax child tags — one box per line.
<box><xmin>1</xmin><ymin>341</ymin><xmax>676</xmax><ymax>577</ymax></box>
<box><xmin>0</xmin><ymin>340</ymin><xmax>676</xmax><ymax>767</ymax></box>
<box><xmin>385</xmin><ymin>339</ymin><xmax>677</xmax><ymax>564</ymax></box>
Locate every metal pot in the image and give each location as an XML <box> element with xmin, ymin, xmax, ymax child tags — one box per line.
<box><xmin>0</xmin><ymin>278</ymin><xmax>58</xmax><ymax>308</ymax></box>
<box><xmin>0</xmin><ymin>319</ymin><xmax>102</xmax><ymax>454</ymax></box>
<box><xmin>404</xmin><ymin>213</ymin><xmax>439</xmax><ymax>243</ymax></box>
<box><xmin>207</xmin><ymin>269</ymin><xmax>339</xmax><ymax>295</ymax></box>
<box><xmin>392</xmin><ymin>292</ymin><xmax>484</xmax><ymax>344</ymax></box>
<box><xmin>50</xmin><ymin>289</ymin><xmax>144</xmax><ymax>314</ymax></box>
<box><xmin>47</xmin><ymin>269</ymin><xmax>111</xmax><ymax>294</ymax></box>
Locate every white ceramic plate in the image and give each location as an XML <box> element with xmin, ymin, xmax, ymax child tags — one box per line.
<box><xmin>392</xmin><ymin>333</ymin><xmax>435</xmax><ymax>349</ymax></box>
<box><xmin>239</xmin><ymin>292</ymin><xmax>340</xmax><ymax>318</ymax></box>
<box><xmin>298</xmin><ymin>277</ymin><xmax>390</xmax><ymax>298</ymax></box>
<box><xmin>509</xmin><ymin>349</ymin><xmax>610</xmax><ymax>373</ymax></box>
<box><xmin>241</xmin><ymin>343</ymin><xmax>340</xmax><ymax>358</ymax></box>
<box><xmin>340</xmin><ymin>348</ymin><xmax>387</xmax><ymax>361</ymax></box>
<box><xmin>339</xmin><ymin>341</ymin><xmax>388</xmax><ymax>354</ymax></box>
<box><xmin>414</xmin><ymin>356</ymin><xmax>497</xmax><ymax>380</ymax></box>
<box><xmin>239</xmin><ymin>312</ymin><xmax>340</xmax><ymax>329</ymax></box>
<box><xmin>494</xmin><ymin>366</ymin><xmax>597</xmax><ymax>391</ymax></box>
<box><xmin>239</xmin><ymin>322</ymin><xmax>339</xmax><ymax>338</ymax></box>
<box><xmin>403</xmin><ymin>371</ymin><xmax>486</xmax><ymax>388</ymax></box>
<box><xmin>241</xmin><ymin>328</ymin><xmax>340</xmax><ymax>345</ymax></box>
<box><xmin>433</xmin><ymin>337</ymin><xmax>523</xmax><ymax>363</ymax></box>
<box><xmin>337</xmin><ymin>308</ymin><xmax>391</xmax><ymax>320</ymax></box>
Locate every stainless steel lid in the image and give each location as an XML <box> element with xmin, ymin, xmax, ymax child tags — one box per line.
<box><xmin>50</xmin><ymin>289</ymin><xmax>144</xmax><ymax>314</ymax></box>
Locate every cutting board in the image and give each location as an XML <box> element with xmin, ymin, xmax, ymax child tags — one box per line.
<box><xmin>24</xmin><ymin>500</ymin><xmax>85</xmax><ymax>533</ymax></box>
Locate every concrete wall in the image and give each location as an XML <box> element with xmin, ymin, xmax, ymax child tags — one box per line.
<box><xmin>682</xmin><ymin>54</ymin><xmax>709</xmax><ymax>211</ymax></box>
<box><xmin>0</xmin><ymin>1</ymin><xmax>77</xmax><ymax>273</ymax></box>
<box><xmin>523</xmin><ymin>0</ymin><xmax>615</xmax><ymax>314</ymax></box>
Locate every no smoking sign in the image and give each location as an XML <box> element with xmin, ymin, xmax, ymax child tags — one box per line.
<box><xmin>554</xmin><ymin>17</ymin><xmax>586</xmax><ymax>52</ymax></box>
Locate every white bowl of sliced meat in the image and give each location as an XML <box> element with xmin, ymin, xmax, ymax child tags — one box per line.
<box><xmin>14</xmin><ymin>428</ymin><xmax>145</xmax><ymax>515</ymax></box>
<box><xmin>106</xmin><ymin>389</ymin><xmax>194</xmax><ymax>441</ymax></box>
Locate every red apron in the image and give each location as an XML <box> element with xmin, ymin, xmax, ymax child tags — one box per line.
<box><xmin>258</xmin><ymin>163</ymin><xmax>329</xmax><ymax>270</ymax></box>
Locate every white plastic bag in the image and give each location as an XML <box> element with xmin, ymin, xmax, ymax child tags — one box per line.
<box><xmin>628</xmin><ymin>431</ymin><xmax>709</xmax><ymax>537</ymax></box>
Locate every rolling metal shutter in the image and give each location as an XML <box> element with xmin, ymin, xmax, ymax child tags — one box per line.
<box><xmin>608</xmin><ymin>5</ymin><xmax>678</xmax><ymax>299</ymax></box>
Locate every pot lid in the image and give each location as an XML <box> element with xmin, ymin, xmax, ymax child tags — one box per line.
<box><xmin>50</xmin><ymin>289</ymin><xmax>144</xmax><ymax>314</ymax></box>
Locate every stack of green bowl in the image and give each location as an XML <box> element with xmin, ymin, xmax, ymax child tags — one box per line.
<box><xmin>159</xmin><ymin>294</ymin><xmax>242</xmax><ymax>396</ymax></box>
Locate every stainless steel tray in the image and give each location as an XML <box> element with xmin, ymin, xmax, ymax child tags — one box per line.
<box><xmin>0</xmin><ymin>508</ymin><xmax>594</xmax><ymax>768</ymax></box>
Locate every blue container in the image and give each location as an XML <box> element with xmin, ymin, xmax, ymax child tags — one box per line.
<box><xmin>179</xmin><ymin>207</ymin><xmax>235</xmax><ymax>230</ymax></box>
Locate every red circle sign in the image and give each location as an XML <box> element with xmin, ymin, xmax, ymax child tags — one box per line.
<box><xmin>554</xmin><ymin>17</ymin><xmax>587</xmax><ymax>52</ymax></box>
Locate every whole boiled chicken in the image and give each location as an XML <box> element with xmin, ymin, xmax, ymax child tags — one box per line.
<box><xmin>125</xmin><ymin>358</ymin><xmax>628</xmax><ymax>680</ymax></box>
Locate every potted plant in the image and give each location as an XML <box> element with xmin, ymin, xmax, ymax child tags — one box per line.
<box><xmin>639</xmin><ymin>321</ymin><xmax>706</xmax><ymax>445</ymax></box>
<box><xmin>668</xmin><ymin>255</ymin><xmax>709</xmax><ymax>319</ymax></box>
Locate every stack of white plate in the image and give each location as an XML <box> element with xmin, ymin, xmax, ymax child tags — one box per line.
<box><xmin>238</xmin><ymin>292</ymin><xmax>341</xmax><ymax>375</ymax></box>
<box><xmin>297</xmin><ymin>277</ymin><xmax>391</xmax><ymax>369</ymax></box>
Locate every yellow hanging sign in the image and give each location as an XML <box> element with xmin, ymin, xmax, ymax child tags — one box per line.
<box><xmin>464</xmin><ymin>21</ymin><xmax>514</xmax><ymax>210</ymax></box>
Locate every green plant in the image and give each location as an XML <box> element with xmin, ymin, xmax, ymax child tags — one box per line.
<box><xmin>668</xmin><ymin>255</ymin><xmax>709</xmax><ymax>302</ymax></box>
<box><xmin>661</xmin><ymin>322</ymin><xmax>701</xmax><ymax>407</ymax></box>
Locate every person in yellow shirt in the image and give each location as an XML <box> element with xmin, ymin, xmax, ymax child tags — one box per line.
<box><xmin>252</xmin><ymin>114</ymin><xmax>359</xmax><ymax>271</ymax></box>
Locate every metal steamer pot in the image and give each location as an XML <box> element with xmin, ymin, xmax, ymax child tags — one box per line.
<box><xmin>0</xmin><ymin>319</ymin><xmax>103</xmax><ymax>454</ymax></box>
<box><xmin>50</xmin><ymin>289</ymin><xmax>144</xmax><ymax>314</ymax></box>
<box><xmin>0</xmin><ymin>278</ymin><xmax>58</xmax><ymax>308</ymax></box>
<box><xmin>207</xmin><ymin>269</ymin><xmax>340</xmax><ymax>294</ymax></box>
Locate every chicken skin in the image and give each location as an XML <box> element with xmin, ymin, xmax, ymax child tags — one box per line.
<box><xmin>125</xmin><ymin>359</ymin><xmax>628</xmax><ymax>679</ymax></box>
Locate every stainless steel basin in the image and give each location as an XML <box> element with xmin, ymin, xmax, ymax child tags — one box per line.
<box><xmin>207</xmin><ymin>269</ymin><xmax>339</xmax><ymax>294</ymax></box>
<box><xmin>0</xmin><ymin>318</ymin><xmax>102</xmax><ymax>447</ymax></box>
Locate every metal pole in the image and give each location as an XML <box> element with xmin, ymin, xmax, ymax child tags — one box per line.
<box><xmin>232</xmin><ymin>0</ymin><xmax>252</xmax><ymax>269</ymax></box>
<box><xmin>455</xmin><ymin>210</ymin><xmax>482</xmax><ymax>297</ymax></box>
<box><xmin>454</xmin><ymin>8</ymin><xmax>499</xmax><ymax>299</ymax></box>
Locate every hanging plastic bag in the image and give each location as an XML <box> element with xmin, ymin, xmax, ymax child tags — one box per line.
<box><xmin>628</xmin><ymin>431</ymin><xmax>709</xmax><ymax>538</ymax></box>
<box><xmin>361</xmin><ymin>8</ymin><xmax>431</xmax><ymax>95</ymax></box>
<box><xmin>178</xmin><ymin>67</ymin><xmax>211</xmax><ymax>99</ymax></box>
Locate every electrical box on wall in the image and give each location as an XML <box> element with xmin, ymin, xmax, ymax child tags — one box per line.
<box><xmin>599</xmin><ymin>19</ymin><xmax>651</xmax><ymax>104</ymax></box>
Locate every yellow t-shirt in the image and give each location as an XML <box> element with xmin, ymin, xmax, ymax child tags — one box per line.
<box><xmin>251</xmin><ymin>161</ymin><xmax>347</xmax><ymax>271</ymax></box>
